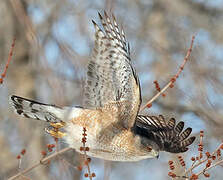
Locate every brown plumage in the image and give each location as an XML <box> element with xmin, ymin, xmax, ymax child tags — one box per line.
<box><xmin>9</xmin><ymin>11</ymin><xmax>195</xmax><ymax>162</ymax></box>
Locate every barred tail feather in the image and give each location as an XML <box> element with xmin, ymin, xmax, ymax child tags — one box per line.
<box><xmin>9</xmin><ymin>95</ymin><xmax>65</xmax><ymax>123</ymax></box>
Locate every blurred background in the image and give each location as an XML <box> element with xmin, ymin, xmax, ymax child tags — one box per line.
<box><xmin>0</xmin><ymin>0</ymin><xmax>223</xmax><ymax>179</ymax></box>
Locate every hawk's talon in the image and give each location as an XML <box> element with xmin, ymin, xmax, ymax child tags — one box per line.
<box><xmin>45</xmin><ymin>125</ymin><xmax>66</xmax><ymax>138</ymax></box>
<box><xmin>50</xmin><ymin>122</ymin><xmax>66</xmax><ymax>128</ymax></box>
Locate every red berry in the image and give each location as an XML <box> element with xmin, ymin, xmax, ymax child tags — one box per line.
<box><xmin>21</xmin><ymin>149</ymin><xmax>26</xmax><ymax>155</ymax></box>
<box><xmin>147</xmin><ymin>103</ymin><xmax>152</xmax><ymax>108</ymax></box>
<box><xmin>91</xmin><ymin>173</ymin><xmax>96</xmax><ymax>177</ymax></box>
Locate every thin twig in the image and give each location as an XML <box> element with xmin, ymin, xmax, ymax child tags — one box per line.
<box><xmin>184</xmin><ymin>142</ymin><xmax>223</xmax><ymax>176</ymax></box>
<box><xmin>196</xmin><ymin>159</ymin><xmax>223</xmax><ymax>177</ymax></box>
<box><xmin>81</xmin><ymin>127</ymin><xmax>93</xmax><ymax>180</ymax></box>
<box><xmin>84</xmin><ymin>150</ymin><xmax>92</xmax><ymax>180</ymax></box>
<box><xmin>140</xmin><ymin>35</ymin><xmax>195</xmax><ymax>112</ymax></box>
<box><xmin>0</xmin><ymin>38</ymin><xmax>16</xmax><ymax>84</ymax></box>
<box><xmin>140</xmin><ymin>81</ymin><xmax>173</xmax><ymax>112</ymax></box>
<box><xmin>168</xmin><ymin>131</ymin><xmax>223</xmax><ymax>179</ymax></box>
<box><xmin>8</xmin><ymin>147</ymin><xmax>72</xmax><ymax>180</ymax></box>
<box><xmin>55</xmin><ymin>138</ymin><xmax>59</xmax><ymax>153</ymax></box>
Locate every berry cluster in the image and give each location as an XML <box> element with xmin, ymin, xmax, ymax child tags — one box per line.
<box><xmin>16</xmin><ymin>149</ymin><xmax>26</xmax><ymax>160</ymax></box>
<box><xmin>141</xmin><ymin>36</ymin><xmax>195</xmax><ymax>111</ymax></box>
<box><xmin>168</xmin><ymin>130</ymin><xmax>223</xmax><ymax>179</ymax></box>
<box><xmin>79</xmin><ymin>127</ymin><xmax>96</xmax><ymax>179</ymax></box>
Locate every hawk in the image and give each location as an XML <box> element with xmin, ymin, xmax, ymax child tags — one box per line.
<box><xmin>9</xmin><ymin>12</ymin><xmax>195</xmax><ymax>161</ymax></box>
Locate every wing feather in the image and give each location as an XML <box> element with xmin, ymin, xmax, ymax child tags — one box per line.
<box><xmin>134</xmin><ymin>115</ymin><xmax>195</xmax><ymax>153</ymax></box>
<box><xmin>84</xmin><ymin>12</ymin><xmax>141</xmax><ymax>128</ymax></box>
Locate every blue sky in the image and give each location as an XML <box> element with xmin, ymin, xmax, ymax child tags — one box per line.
<box><xmin>24</xmin><ymin>2</ymin><xmax>223</xmax><ymax>179</ymax></box>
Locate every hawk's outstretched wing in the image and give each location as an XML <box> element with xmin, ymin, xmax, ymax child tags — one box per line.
<box><xmin>134</xmin><ymin>115</ymin><xmax>195</xmax><ymax>153</ymax></box>
<box><xmin>84</xmin><ymin>12</ymin><xmax>141</xmax><ymax>128</ymax></box>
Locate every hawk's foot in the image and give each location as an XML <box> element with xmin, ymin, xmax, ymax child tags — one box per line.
<box><xmin>50</xmin><ymin>122</ymin><xmax>66</xmax><ymax>128</ymax></box>
<box><xmin>45</xmin><ymin>124</ymin><xmax>66</xmax><ymax>138</ymax></box>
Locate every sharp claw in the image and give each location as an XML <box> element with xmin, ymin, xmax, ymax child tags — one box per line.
<box><xmin>51</xmin><ymin>130</ymin><xmax>66</xmax><ymax>138</ymax></box>
<box><xmin>45</xmin><ymin>123</ymin><xmax>66</xmax><ymax>138</ymax></box>
<box><xmin>50</xmin><ymin>122</ymin><xmax>66</xmax><ymax>128</ymax></box>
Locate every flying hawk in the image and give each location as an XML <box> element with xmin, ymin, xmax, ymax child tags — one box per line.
<box><xmin>9</xmin><ymin>12</ymin><xmax>195</xmax><ymax>161</ymax></box>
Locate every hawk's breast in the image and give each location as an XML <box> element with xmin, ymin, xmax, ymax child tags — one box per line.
<box><xmin>63</xmin><ymin>108</ymin><xmax>158</xmax><ymax>161</ymax></box>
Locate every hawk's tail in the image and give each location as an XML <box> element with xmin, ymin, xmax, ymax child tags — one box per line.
<box><xmin>135</xmin><ymin>115</ymin><xmax>196</xmax><ymax>153</ymax></box>
<box><xmin>9</xmin><ymin>95</ymin><xmax>65</xmax><ymax>123</ymax></box>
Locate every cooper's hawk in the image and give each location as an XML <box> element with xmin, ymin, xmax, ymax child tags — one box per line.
<box><xmin>9</xmin><ymin>12</ymin><xmax>195</xmax><ymax>161</ymax></box>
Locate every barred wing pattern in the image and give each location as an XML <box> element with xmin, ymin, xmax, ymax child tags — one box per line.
<box><xmin>84</xmin><ymin>12</ymin><xmax>141</xmax><ymax>128</ymax></box>
<box><xmin>134</xmin><ymin>115</ymin><xmax>195</xmax><ymax>153</ymax></box>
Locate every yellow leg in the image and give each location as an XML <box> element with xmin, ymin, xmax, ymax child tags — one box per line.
<box><xmin>48</xmin><ymin>128</ymin><xmax>67</xmax><ymax>138</ymax></box>
<box><xmin>50</xmin><ymin>122</ymin><xmax>66</xmax><ymax>128</ymax></box>
<box><xmin>45</xmin><ymin>122</ymin><xmax>67</xmax><ymax>138</ymax></box>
